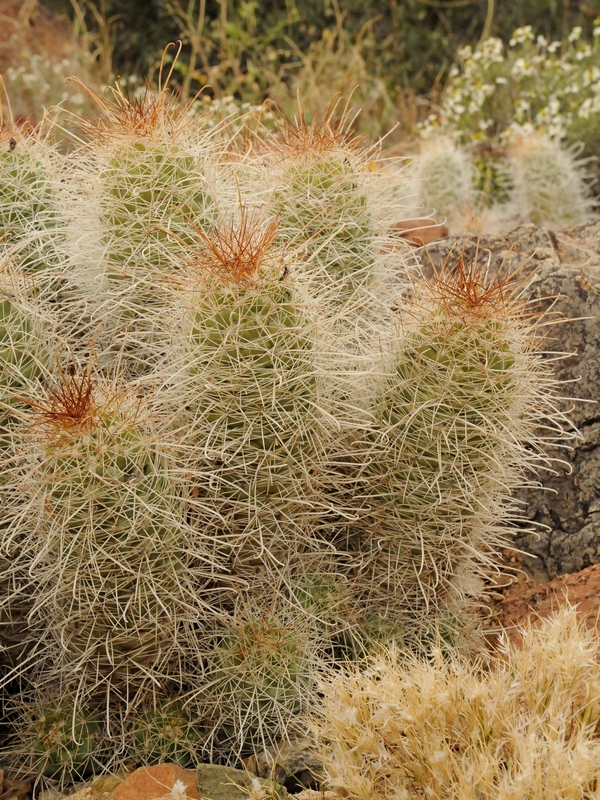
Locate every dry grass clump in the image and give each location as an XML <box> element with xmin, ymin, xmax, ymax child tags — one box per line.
<box><xmin>314</xmin><ymin>605</ymin><xmax>600</xmax><ymax>799</ymax></box>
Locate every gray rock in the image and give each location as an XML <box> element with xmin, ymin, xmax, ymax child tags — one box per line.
<box><xmin>195</xmin><ymin>765</ymin><xmax>286</xmax><ymax>800</ymax></box>
<box><xmin>423</xmin><ymin>220</ymin><xmax>600</xmax><ymax>579</ymax></box>
<box><xmin>244</xmin><ymin>739</ymin><xmax>322</xmax><ymax>791</ymax></box>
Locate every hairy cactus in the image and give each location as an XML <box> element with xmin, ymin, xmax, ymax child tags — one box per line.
<box><xmin>203</xmin><ymin>603</ymin><xmax>317</xmax><ymax>757</ymax></box>
<box><xmin>506</xmin><ymin>132</ymin><xmax>591</xmax><ymax>228</ymax></box>
<box><xmin>414</xmin><ymin>136</ymin><xmax>476</xmax><ymax>233</ymax></box>
<box><xmin>4</xmin><ymin>366</ymin><xmax>222</xmax><ymax>706</ymax></box>
<box><xmin>346</xmin><ymin>250</ymin><xmax>571</xmax><ymax>634</ymax></box>
<box><xmin>0</xmin><ymin>81</ymin><xmax>577</xmax><ymax>782</ymax></box>
<box><xmin>0</xmin><ymin>123</ymin><xmax>63</xmax><ymax>275</ymax></box>
<box><xmin>266</xmin><ymin>101</ymin><xmax>401</xmax><ymax>313</ymax></box>
<box><xmin>66</xmin><ymin>71</ymin><xmax>218</xmax><ymax>375</ymax></box>
<box><xmin>161</xmin><ymin>207</ymin><xmax>327</xmax><ymax>579</ymax></box>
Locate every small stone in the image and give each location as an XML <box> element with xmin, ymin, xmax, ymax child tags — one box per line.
<box><xmin>195</xmin><ymin>765</ymin><xmax>286</xmax><ymax>800</ymax></box>
<box><xmin>244</xmin><ymin>739</ymin><xmax>322</xmax><ymax>791</ymax></box>
<box><xmin>113</xmin><ymin>765</ymin><xmax>198</xmax><ymax>800</ymax></box>
<box><xmin>90</xmin><ymin>775</ymin><xmax>125</xmax><ymax>798</ymax></box>
<box><xmin>2</xmin><ymin>778</ymin><xmax>32</xmax><ymax>800</ymax></box>
<box><xmin>391</xmin><ymin>218</ymin><xmax>449</xmax><ymax>247</ymax></box>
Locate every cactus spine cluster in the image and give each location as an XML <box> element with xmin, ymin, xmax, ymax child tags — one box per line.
<box><xmin>0</xmin><ymin>74</ymin><xmax>573</xmax><ymax>786</ymax></box>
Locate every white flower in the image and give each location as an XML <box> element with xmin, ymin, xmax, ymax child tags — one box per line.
<box><xmin>510</xmin><ymin>25</ymin><xmax>535</xmax><ymax>46</ymax></box>
<box><xmin>537</xmin><ymin>35</ymin><xmax>548</xmax><ymax>48</ymax></box>
<box><xmin>578</xmin><ymin>97</ymin><xmax>593</xmax><ymax>118</ymax></box>
<box><xmin>594</xmin><ymin>26</ymin><xmax>600</xmax><ymax>37</ymax></box>
<box><xmin>575</xmin><ymin>45</ymin><xmax>592</xmax><ymax>61</ymax></box>
<box><xmin>548</xmin><ymin>40</ymin><xmax>561</xmax><ymax>53</ymax></box>
<box><xmin>495</xmin><ymin>76</ymin><xmax>508</xmax><ymax>85</ymax></box>
<box><xmin>568</xmin><ymin>26</ymin><xmax>582</xmax><ymax>43</ymax></box>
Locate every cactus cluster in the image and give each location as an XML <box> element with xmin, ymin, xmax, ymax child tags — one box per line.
<box><xmin>414</xmin><ymin>131</ymin><xmax>592</xmax><ymax>233</ymax></box>
<box><xmin>0</xmin><ymin>74</ymin><xmax>573</xmax><ymax>786</ymax></box>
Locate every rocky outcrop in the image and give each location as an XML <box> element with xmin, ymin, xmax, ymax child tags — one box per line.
<box><xmin>424</xmin><ymin>220</ymin><xmax>600</xmax><ymax>580</ymax></box>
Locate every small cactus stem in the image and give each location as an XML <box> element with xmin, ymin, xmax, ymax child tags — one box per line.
<box><xmin>201</xmin><ymin>598</ymin><xmax>320</xmax><ymax>760</ymax></box>
<box><xmin>264</xmin><ymin>98</ymin><xmax>410</xmax><ymax>315</ymax></box>
<box><xmin>6</xmin><ymin>365</ymin><xmax>222</xmax><ymax>695</ymax></box>
<box><xmin>10</xmin><ymin>691</ymin><xmax>106</xmax><ymax>783</ymax></box>
<box><xmin>125</xmin><ymin>698</ymin><xmax>203</xmax><ymax>767</ymax></box>
<box><xmin>414</xmin><ymin>136</ymin><xmax>477</xmax><ymax>233</ymax></box>
<box><xmin>0</xmin><ymin>119</ymin><xmax>65</xmax><ymax>277</ymax></box>
<box><xmin>0</xmin><ymin>276</ymin><xmax>55</xmax><ymax>672</ymax></box>
<box><xmin>65</xmin><ymin>67</ymin><xmax>221</xmax><ymax>374</ymax></box>
<box><xmin>354</xmin><ymin>245</ymin><xmax>574</xmax><ymax>624</ymax></box>
<box><xmin>161</xmin><ymin>206</ymin><xmax>328</xmax><ymax>577</ymax></box>
<box><xmin>506</xmin><ymin>132</ymin><xmax>591</xmax><ymax>228</ymax></box>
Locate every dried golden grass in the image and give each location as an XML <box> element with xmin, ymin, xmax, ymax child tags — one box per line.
<box><xmin>314</xmin><ymin>605</ymin><xmax>600</xmax><ymax>799</ymax></box>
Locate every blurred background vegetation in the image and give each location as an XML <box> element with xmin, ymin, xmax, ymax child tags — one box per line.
<box><xmin>4</xmin><ymin>0</ymin><xmax>600</xmax><ymax>143</ymax></box>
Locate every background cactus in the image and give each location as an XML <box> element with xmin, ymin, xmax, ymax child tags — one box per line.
<box><xmin>506</xmin><ymin>132</ymin><xmax>591</xmax><ymax>228</ymax></box>
<box><xmin>413</xmin><ymin>136</ymin><xmax>477</xmax><ymax>233</ymax></box>
<box><xmin>414</xmin><ymin>132</ymin><xmax>592</xmax><ymax>233</ymax></box>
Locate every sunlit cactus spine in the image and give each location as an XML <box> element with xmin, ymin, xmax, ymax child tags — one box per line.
<box><xmin>347</xmin><ymin>250</ymin><xmax>572</xmax><ymax>640</ymax></box>
<box><xmin>506</xmin><ymin>132</ymin><xmax>591</xmax><ymax>228</ymax></box>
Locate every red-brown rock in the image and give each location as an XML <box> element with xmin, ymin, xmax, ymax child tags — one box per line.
<box><xmin>113</xmin><ymin>765</ymin><xmax>199</xmax><ymax>800</ymax></box>
<box><xmin>499</xmin><ymin>561</ymin><xmax>600</xmax><ymax>640</ymax></box>
<box><xmin>390</xmin><ymin>218</ymin><xmax>450</xmax><ymax>247</ymax></box>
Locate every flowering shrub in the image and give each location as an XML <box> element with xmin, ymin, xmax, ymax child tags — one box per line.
<box><xmin>420</xmin><ymin>23</ymin><xmax>600</xmax><ymax>161</ymax></box>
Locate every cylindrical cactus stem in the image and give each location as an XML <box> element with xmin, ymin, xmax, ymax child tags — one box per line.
<box><xmin>414</xmin><ymin>136</ymin><xmax>476</xmax><ymax>233</ymax></box>
<box><xmin>266</xmin><ymin>101</ymin><xmax>405</xmax><ymax>312</ymax></box>
<box><xmin>506</xmin><ymin>132</ymin><xmax>591</xmax><ymax>228</ymax></box>
<box><xmin>66</xmin><ymin>74</ymin><xmax>218</xmax><ymax>374</ymax></box>
<box><xmin>5</xmin><ymin>365</ymin><xmax>222</xmax><ymax>698</ymax></box>
<box><xmin>0</xmin><ymin>121</ymin><xmax>64</xmax><ymax>276</ymax></box>
<box><xmin>201</xmin><ymin>598</ymin><xmax>319</xmax><ymax>759</ymax></box>
<box><xmin>351</xmin><ymin>249</ymin><xmax>572</xmax><ymax>632</ymax></box>
<box><xmin>162</xmin><ymin>206</ymin><xmax>326</xmax><ymax>578</ymax></box>
<box><xmin>0</xmin><ymin>280</ymin><xmax>53</xmax><ymax>669</ymax></box>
